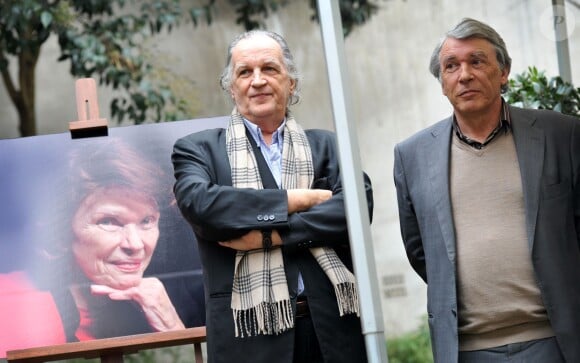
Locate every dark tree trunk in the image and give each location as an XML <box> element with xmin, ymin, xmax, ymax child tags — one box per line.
<box><xmin>17</xmin><ymin>45</ymin><xmax>40</xmax><ymax>137</ymax></box>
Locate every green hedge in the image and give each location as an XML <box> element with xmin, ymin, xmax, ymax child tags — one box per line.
<box><xmin>387</xmin><ymin>318</ymin><xmax>433</xmax><ymax>363</ymax></box>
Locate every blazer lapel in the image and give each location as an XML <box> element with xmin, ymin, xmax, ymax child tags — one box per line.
<box><xmin>510</xmin><ymin>106</ymin><xmax>545</xmax><ymax>251</ymax></box>
<box><xmin>428</xmin><ymin>118</ymin><xmax>457</xmax><ymax>263</ymax></box>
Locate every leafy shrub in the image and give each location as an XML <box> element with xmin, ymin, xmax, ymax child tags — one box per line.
<box><xmin>505</xmin><ymin>66</ymin><xmax>580</xmax><ymax>117</ymax></box>
<box><xmin>387</xmin><ymin>318</ymin><xmax>433</xmax><ymax>363</ymax></box>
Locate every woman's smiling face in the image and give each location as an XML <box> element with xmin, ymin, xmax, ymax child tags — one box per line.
<box><xmin>71</xmin><ymin>187</ymin><xmax>160</xmax><ymax>290</ymax></box>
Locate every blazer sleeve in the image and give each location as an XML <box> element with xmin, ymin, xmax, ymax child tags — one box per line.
<box><xmin>393</xmin><ymin>144</ymin><xmax>427</xmax><ymax>282</ymax></box>
<box><xmin>279</xmin><ymin>129</ymin><xmax>374</xmax><ymax>251</ymax></box>
<box><xmin>172</xmin><ymin>129</ymin><xmax>290</xmax><ymax>242</ymax></box>
<box><xmin>572</xmin><ymin>120</ymin><xmax>580</xmax><ymax>249</ymax></box>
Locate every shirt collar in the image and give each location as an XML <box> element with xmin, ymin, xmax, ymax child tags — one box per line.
<box><xmin>243</xmin><ymin>118</ymin><xmax>285</xmax><ymax>147</ymax></box>
<box><xmin>452</xmin><ymin>98</ymin><xmax>511</xmax><ymax>149</ymax></box>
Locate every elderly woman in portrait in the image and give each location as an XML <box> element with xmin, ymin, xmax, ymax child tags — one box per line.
<box><xmin>42</xmin><ymin>138</ymin><xmax>185</xmax><ymax>341</ymax></box>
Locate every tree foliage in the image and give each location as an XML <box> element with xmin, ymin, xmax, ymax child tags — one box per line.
<box><xmin>232</xmin><ymin>0</ymin><xmax>382</xmax><ymax>37</ymax></box>
<box><xmin>505</xmin><ymin>66</ymin><xmax>580</xmax><ymax>118</ymax></box>
<box><xmin>0</xmin><ymin>0</ymin><xmax>385</xmax><ymax>137</ymax></box>
<box><xmin>0</xmin><ymin>0</ymin><xmax>214</xmax><ymax>136</ymax></box>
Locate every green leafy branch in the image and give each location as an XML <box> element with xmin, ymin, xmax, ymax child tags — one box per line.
<box><xmin>505</xmin><ymin>66</ymin><xmax>580</xmax><ymax>117</ymax></box>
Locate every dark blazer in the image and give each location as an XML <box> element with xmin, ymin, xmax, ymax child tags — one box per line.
<box><xmin>393</xmin><ymin>105</ymin><xmax>580</xmax><ymax>363</ymax></box>
<box><xmin>172</xmin><ymin>127</ymin><xmax>373</xmax><ymax>363</ymax></box>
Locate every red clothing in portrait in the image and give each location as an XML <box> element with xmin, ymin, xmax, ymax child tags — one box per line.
<box><xmin>0</xmin><ymin>271</ymin><xmax>66</xmax><ymax>358</ymax></box>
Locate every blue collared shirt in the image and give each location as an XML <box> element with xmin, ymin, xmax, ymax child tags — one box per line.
<box><xmin>243</xmin><ymin>118</ymin><xmax>305</xmax><ymax>296</ymax></box>
<box><xmin>243</xmin><ymin>119</ymin><xmax>284</xmax><ymax>188</ymax></box>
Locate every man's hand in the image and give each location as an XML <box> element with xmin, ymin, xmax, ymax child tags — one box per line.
<box><xmin>219</xmin><ymin>229</ymin><xmax>282</xmax><ymax>251</ymax></box>
<box><xmin>287</xmin><ymin>189</ymin><xmax>332</xmax><ymax>214</ymax></box>
<box><xmin>91</xmin><ymin>277</ymin><xmax>185</xmax><ymax>332</ymax></box>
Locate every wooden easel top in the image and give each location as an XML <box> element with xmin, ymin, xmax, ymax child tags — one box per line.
<box><xmin>68</xmin><ymin>78</ymin><xmax>108</xmax><ymax>139</ymax></box>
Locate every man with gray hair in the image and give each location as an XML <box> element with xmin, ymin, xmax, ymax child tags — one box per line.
<box><xmin>394</xmin><ymin>18</ymin><xmax>580</xmax><ymax>362</ymax></box>
<box><xmin>173</xmin><ymin>30</ymin><xmax>371</xmax><ymax>363</ymax></box>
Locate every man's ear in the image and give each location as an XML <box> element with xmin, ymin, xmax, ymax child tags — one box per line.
<box><xmin>500</xmin><ymin>66</ymin><xmax>510</xmax><ymax>84</ymax></box>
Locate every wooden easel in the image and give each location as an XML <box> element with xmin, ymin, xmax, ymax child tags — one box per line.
<box><xmin>6</xmin><ymin>78</ymin><xmax>207</xmax><ymax>362</ymax></box>
<box><xmin>6</xmin><ymin>327</ymin><xmax>207</xmax><ymax>363</ymax></box>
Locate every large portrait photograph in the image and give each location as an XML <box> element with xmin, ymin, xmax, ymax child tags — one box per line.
<box><xmin>0</xmin><ymin>116</ymin><xmax>228</xmax><ymax>358</ymax></box>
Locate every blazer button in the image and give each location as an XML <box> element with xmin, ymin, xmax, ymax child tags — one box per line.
<box><xmin>268</xmin><ymin>214</ymin><xmax>276</xmax><ymax>221</ymax></box>
<box><xmin>257</xmin><ymin>215</ymin><xmax>263</xmax><ymax>221</ymax></box>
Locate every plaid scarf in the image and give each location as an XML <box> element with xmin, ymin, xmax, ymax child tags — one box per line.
<box><xmin>226</xmin><ymin>109</ymin><xmax>359</xmax><ymax>338</ymax></box>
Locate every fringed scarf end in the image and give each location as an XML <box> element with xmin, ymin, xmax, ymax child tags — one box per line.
<box><xmin>335</xmin><ymin>282</ymin><xmax>360</xmax><ymax>317</ymax></box>
<box><xmin>233</xmin><ymin>299</ymin><xmax>294</xmax><ymax>338</ymax></box>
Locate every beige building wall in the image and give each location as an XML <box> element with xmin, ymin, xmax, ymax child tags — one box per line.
<box><xmin>1</xmin><ymin>0</ymin><xmax>578</xmax><ymax>336</ymax></box>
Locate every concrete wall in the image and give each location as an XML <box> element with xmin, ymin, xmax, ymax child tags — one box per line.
<box><xmin>1</xmin><ymin>0</ymin><xmax>578</xmax><ymax>336</ymax></box>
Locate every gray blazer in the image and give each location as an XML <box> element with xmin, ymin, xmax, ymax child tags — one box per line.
<box><xmin>172</xmin><ymin>127</ymin><xmax>372</xmax><ymax>363</ymax></box>
<box><xmin>393</xmin><ymin>105</ymin><xmax>580</xmax><ymax>363</ymax></box>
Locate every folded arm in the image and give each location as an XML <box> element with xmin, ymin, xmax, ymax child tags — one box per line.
<box><xmin>172</xmin><ymin>129</ymin><xmax>373</xmax><ymax>251</ymax></box>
